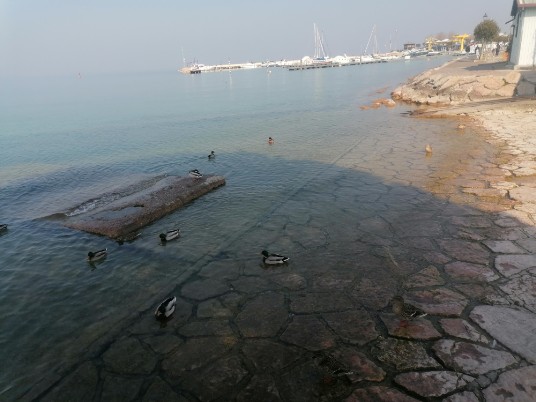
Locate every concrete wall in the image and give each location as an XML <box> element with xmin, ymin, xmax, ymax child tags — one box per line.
<box><xmin>511</xmin><ymin>8</ymin><xmax>536</xmax><ymax>68</ymax></box>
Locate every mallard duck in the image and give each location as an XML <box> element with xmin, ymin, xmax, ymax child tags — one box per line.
<box><xmin>391</xmin><ymin>296</ymin><xmax>427</xmax><ymax>320</ymax></box>
<box><xmin>425</xmin><ymin>144</ymin><xmax>433</xmax><ymax>154</ymax></box>
<box><xmin>155</xmin><ymin>296</ymin><xmax>176</xmax><ymax>318</ymax></box>
<box><xmin>189</xmin><ymin>169</ymin><xmax>203</xmax><ymax>179</ymax></box>
<box><xmin>87</xmin><ymin>248</ymin><xmax>107</xmax><ymax>262</ymax></box>
<box><xmin>0</xmin><ymin>224</ymin><xmax>7</xmax><ymax>232</ymax></box>
<box><xmin>261</xmin><ymin>250</ymin><xmax>289</xmax><ymax>265</ymax></box>
<box><xmin>159</xmin><ymin>229</ymin><xmax>180</xmax><ymax>242</ymax></box>
<box><xmin>208</xmin><ymin>151</ymin><xmax>215</xmax><ymax>160</ymax></box>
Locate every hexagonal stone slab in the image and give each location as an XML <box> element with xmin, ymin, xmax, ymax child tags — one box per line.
<box><xmin>236</xmin><ymin>374</ymin><xmax>281</xmax><ymax>402</ymax></box>
<box><xmin>394</xmin><ymin>371</ymin><xmax>472</xmax><ymax>397</ymax></box>
<box><xmin>483</xmin><ymin>240</ymin><xmax>526</xmax><ymax>254</ymax></box>
<box><xmin>323</xmin><ymin>309</ymin><xmax>379</xmax><ymax>345</ymax></box>
<box><xmin>372</xmin><ymin>338</ymin><xmax>441</xmax><ymax>371</ymax></box>
<box><xmin>180</xmin><ymin>356</ymin><xmax>248</xmax><ymax>401</ymax></box>
<box><xmin>470</xmin><ymin>305</ymin><xmax>536</xmax><ymax>363</ymax></box>
<box><xmin>280</xmin><ymin>315</ymin><xmax>336</xmax><ymax>351</ymax></box>
<box><xmin>142</xmin><ymin>377</ymin><xmax>187</xmax><ymax>402</ymax></box>
<box><xmin>433</xmin><ymin>339</ymin><xmax>517</xmax><ymax>375</ymax></box>
<box><xmin>516</xmin><ymin>238</ymin><xmax>536</xmax><ymax>253</ymax></box>
<box><xmin>242</xmin><ymin>339</ymin><xmax>302</xmax><ymax>372</ymax></box>
<box><xmin>162</xmin><ymin>337</ymin><xmax>235</xmax><ymax>383</ymax></box>
<box><xmin>290</xmin><ymin>292</ymin><xmax>354</xmax><ymax>313</ymax></box>
<box><xmin>142</xmin><ymin>335</ymin><xmax>183</xmax><ymax>354</ymax></box>
<box><xmin>311</xmin><ymin>271</ymin><xmax>355</xmax><ymax>291</ymax></box>
<box><xmin>277</xmin><ymin>360</ymin><xmax>326</xmax><ymax>402</ymax></box>
<box><xmin>406</xmin><ymin>288</ymin><xmax>468</xmax><ymax>316</ymax></box>
<box><xmin>101</xmin><ymin>374</ymin><xmax>144</xmax><ymax>402</ymax></box>
<box><xmin>329</xmin><ymin>346</ymin><xmax>385</xmax><ymax>383</ymax></box>
<box><xmin>495</xmin><ymin>254</ymin><xmax>536</xmax><ymax>277</ymax></box>
<box><xmin>181</xmin><ymin>278</ymin><xmax>230</xmax><ymax>300</ymax></box>
<box><xmin>197</xmin><ymin>260</ymin><xmax>240</xmax><ymax>280</ymax></box>
<box><xmin>442</xmin><ymin>391</ymin><xmax>479</xmax><ymax>402</ymax></box>
<box><xmin>103</xmin><ymin>337</ymin><xmax>157</xmax><ymax>375</ymax></box>
<box><xmin>438</xmin><ymin>240</ymin><xmax>489</xmax><ymax>264</ymax></box>
<box><xmin>483</xmin><ymin>366</ymin><xmax>536</xmax><ymax>402</ymax></box>
<box><xmin>270</xmin><ymin>273</ymin><xmax>307</xmax><ymax>290</ymax></box>
<box><xmin>178</xmin><ymin>319</ymin><xmax>234</xmax><ymax>337</ymax></box>
<box><xmin>393</xmin><ymin>219</ymin><xmax>443</xmax><ymax>238</ymax></box>
<box><xmin>230</xmin><ymin>276</ymin><xmax>273</xmax><ymax>293</ymax></box>
<box><xmin>351</xmin><ymin>278</ymin><xmax>397</xmax><ymax>309</ymax></box>
<box><xmin>345</xmin><ymin>386</ymin><xmax>420</xmax><ymax>402</ymax></box>
<box><xmin>444</xmin><ymin>261</ymin><xmax>499</xmax><ymax>282</ymax></box>
<box><xmin>499</xmin><ymin>273</ymin><xmax>536</xmax><ymax>313</ymax></box>
<box><xmin>404</xmin><ymin>265</ymin><xmax>445</xmax><ymax>288</ymax></box>
<box><xmin>235</xmin><ymin>292</ymin><xmax>287</xmax><ymax>337</ymax></box>
<box><xmin>380</xmin><ymin>314</ymin><xmax>441</xmax><ymax>340</ymax></box>
<box><xmin>41</xmin><ymin>361</ymin><xmax>98</xmax><ymax>402</ymax></box>
<box><xmin>439</xmin><ymin>318</ymin><xmax>488</xmax><ymax>343</ymax></box>
<box><xmin>509</xmin><ymin>186</ymin><xmax>536</xmax><ymax>203</ymax></box>
<box><xmin>450</xmin><ymin>215</ymin><xmax>490</xmax><ymax>227</ymax></box>
<box><xmin>197</xmin><ymin>298</ymin><xmax>233</xmax><ymax>318</ymax></box>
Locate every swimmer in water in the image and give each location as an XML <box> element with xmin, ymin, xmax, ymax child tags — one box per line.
<box><xmin>268</xmin><ymin>137</ymin><xmax>274</xmax><ymax>144</ymax></box>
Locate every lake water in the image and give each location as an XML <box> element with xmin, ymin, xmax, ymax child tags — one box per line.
<box><xmin>0</xmin><ymin>56</ymin><xmax>483</xmax><ymax>397</ymax></box>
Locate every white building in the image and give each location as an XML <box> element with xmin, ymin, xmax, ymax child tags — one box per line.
<box><xmin>510</xmin><ymin>0</ymin><xmax>536</xmax><ymax>68</ymax></box>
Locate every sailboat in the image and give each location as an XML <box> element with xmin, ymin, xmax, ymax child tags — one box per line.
<box><xmin>313</xmin><ymin>23</ymin><xmax>329</xmax><ymax>63</ymax></box>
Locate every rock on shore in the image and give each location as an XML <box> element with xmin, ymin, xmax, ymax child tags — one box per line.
<box><xmin>64</xmin><ymin>175</ymin><xmax>225</xmax><ymax>239</ymax></box>
<box><xmin>391</xmin><ymin>58</ymin><xmax>536</xmax><ymax>105</ymax></box>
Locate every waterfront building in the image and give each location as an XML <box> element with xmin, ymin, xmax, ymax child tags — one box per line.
<box><xmin>509</xmin><ymin>0</ymin><xmax>536</xmax><ymax>68</ymax></box>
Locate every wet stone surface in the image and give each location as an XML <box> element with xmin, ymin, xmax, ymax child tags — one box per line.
<box><xmin>373</xmin><ymin>338</ymin><xmax>441</xmax><ymax>370</ymax></box>
<box><xmin>433</xmin><ymin>339</ymin><xmax>518</xmax><ymax>375</ymax></box>
<box><xmin>102</xmin><ymin>337</ymin><xmax>157</xmax><ymax>375</ymax></box>
<box><xmin>34</xmin><ymin>103</ymin><xmax>536</xmax><ymax>401</ymax></box>
<box><xmin>470</xmin><ymin>305</ymin><xmax>536</xmax><ymax>363</ymax></box>
<box><xmin>280</xmin><ymin>315</ymin><xmax>337</xmax><ymax>351</ymax></box>
<box><xmin>380</xmin><ymin>313</ymin><xmax>442</xmax><ymax>340</ymax></box>
<box><xmin>394</xmin><ymin>371</ymin><xmax>473</xmax><ymax>397</ymax></box>
<box><xmin>483</xmin><ymin>365</ymin><xmax>536</xmax><ymax>402</ymax></box>
<box><xmin>322</xmin><ymin>309</ymin><xmax>379</xmax><ymax>345</ymax></box>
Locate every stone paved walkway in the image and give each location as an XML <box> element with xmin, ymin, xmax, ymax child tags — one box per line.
<box><xmin>28</xmin><ymin>68</ymin><xmax>536</xmax><ymax>402</ymax></box>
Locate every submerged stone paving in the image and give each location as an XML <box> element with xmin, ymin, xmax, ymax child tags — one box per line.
<box><xmin>28</xmin><ymin>70</ymin><xmax>536</xmax><ymax>401</ymax></box>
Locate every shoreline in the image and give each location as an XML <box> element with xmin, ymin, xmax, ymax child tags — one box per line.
<box><xmin>393</xmin><ymin>57</ymin><xmax>536</xmax><ymax>221</ymax></box>
<box><xmin>431</xmin><ymin>97</ymin><xmax>536</xmax><ymax>216</ymax></box>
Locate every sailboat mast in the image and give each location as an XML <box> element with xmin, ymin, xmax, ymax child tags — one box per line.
<box><xmin>314</xmin><ymin>23</ymin><xmax>318</xmax><ymax>59</ymax></box>
<box><xmin>313</xmin><ymin>23</ymin><xmax>327</xmax><ymax>60</ymax></box>
<box><xmin>364</xmin><ymin>24</ymin><xmax>375</xmax><ymax>55</ymax></box>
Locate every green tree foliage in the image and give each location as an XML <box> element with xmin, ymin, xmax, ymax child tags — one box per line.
<box><xmin>473</xmin><ymin>19</ymin><xmax>500</xmax><ymax>43</ymax></box>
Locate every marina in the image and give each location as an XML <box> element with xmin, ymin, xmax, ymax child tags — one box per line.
<box><xmin>179</xmin><ymin>23</ymin><xmax>458</xmax><ymax>74</ymax></box>
<box><xmin>179</xmin><ymin>51</ymin><xmax>449</xmax><ymax>74</ymax></box>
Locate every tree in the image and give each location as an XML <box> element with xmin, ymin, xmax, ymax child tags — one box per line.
<box><xmin>473</xmin><ymin>19</ymin><xmax>500</xmax><ymax>59</ymax></box>
<box><xmin>474</xmin><ymin>19</ymin><xmax>500</xmax><ymax>43</ymax></box>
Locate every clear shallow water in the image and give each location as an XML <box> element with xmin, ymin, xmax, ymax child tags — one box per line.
<box><xmin>0</xmin><ymin>57</ymin><xmax>471</xmax><ymax>395</ymax></box>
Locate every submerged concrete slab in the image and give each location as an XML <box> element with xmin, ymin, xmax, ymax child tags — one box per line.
<box><xmin>63</xmin><ymin>175</ymin><xmax>225</xmax><ymax>239</ymax></box>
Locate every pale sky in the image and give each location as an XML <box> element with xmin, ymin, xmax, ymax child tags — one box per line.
<box><xmin>0</xmin><ymin>0</ymin><xmax>510</xmax><ymax>77</ymax></box>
